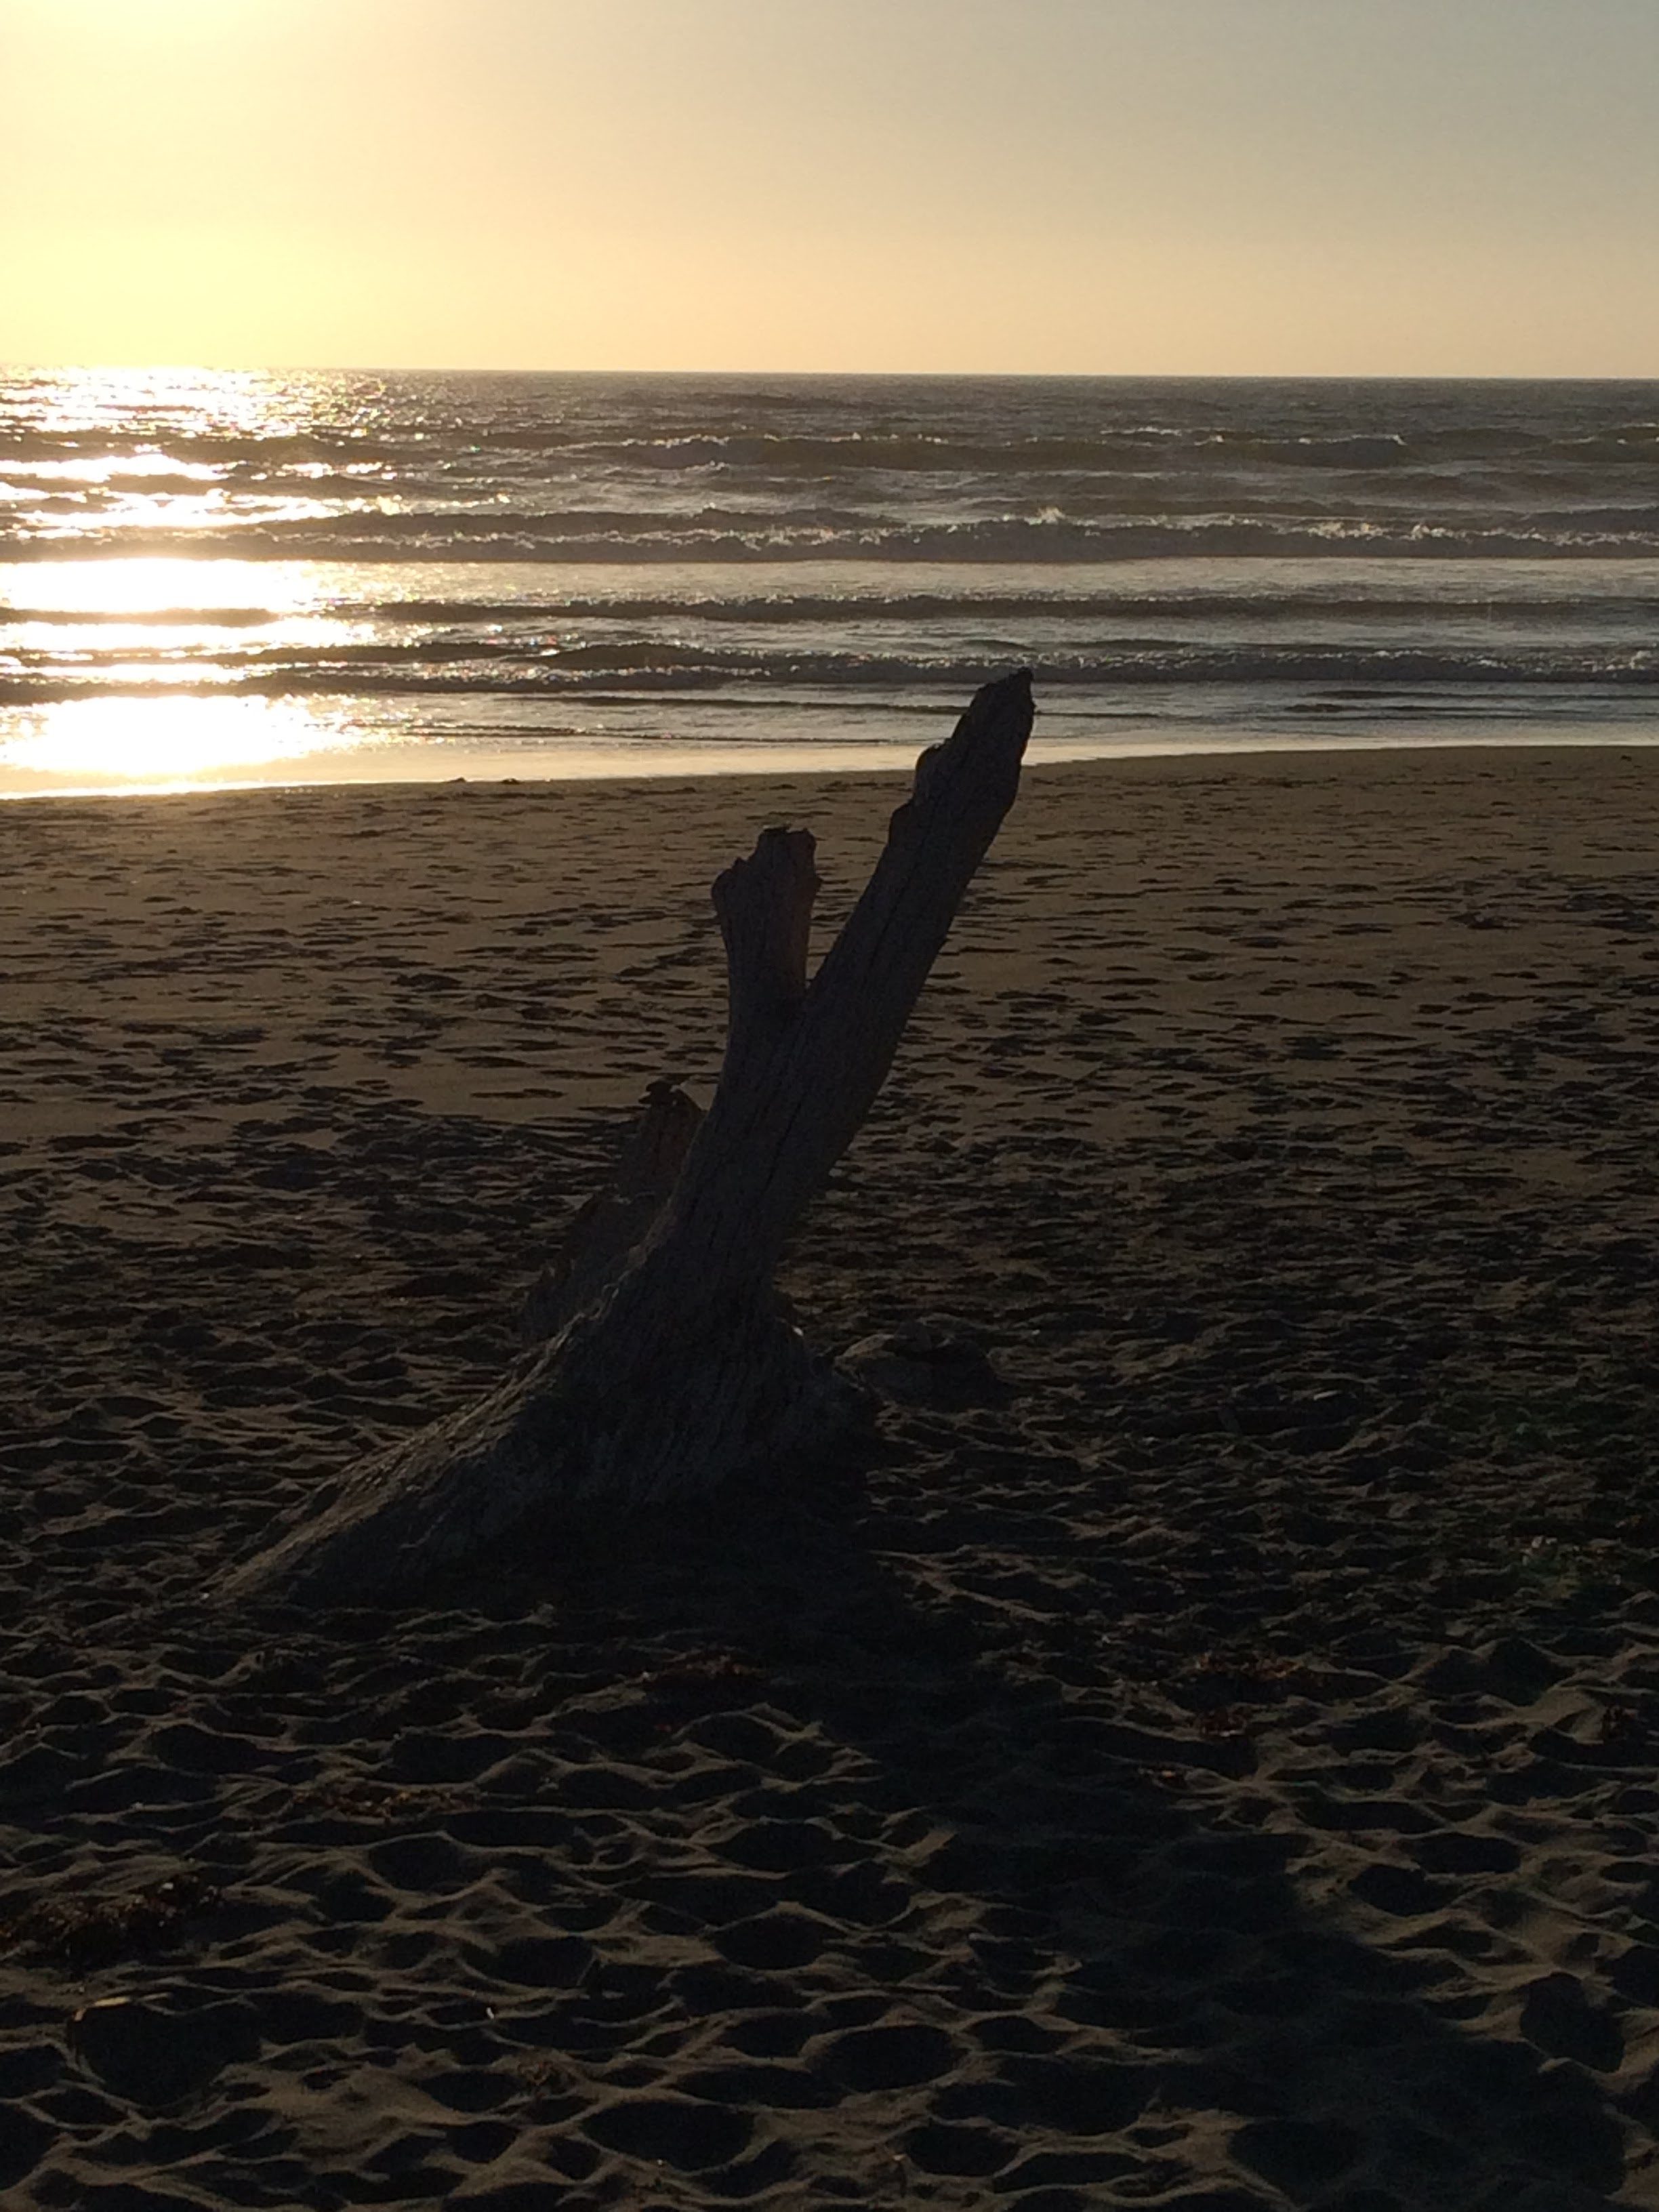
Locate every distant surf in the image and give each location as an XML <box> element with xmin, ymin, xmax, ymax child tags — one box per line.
<box><xmin>3</xmin><ymin>369</ymin><xmax>1657</xmax><ymax>792</ymax></box>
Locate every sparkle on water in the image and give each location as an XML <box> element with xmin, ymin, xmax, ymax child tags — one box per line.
<box><xmin>22</xmin><ymin>363</ymin><xmax>321</xmax><ymax>442</ymax></box>
<box><xmin>6</xmin><ymin>364</ymin><xmax>1657</xmax><ymax>795</ymax></box>
<box><xmin>1</xmin><ymin>369</ymin><xmax>371</xmax><ymax>789</ymax></box>
<box><xmin>2</xmin><ymin>695</ymin><xmax>362</xmax><ymax>790</ymax></box>
<box><xmin>1</xmin><ymin>559</ymin><xmax>362</xmax><ymax>790</ymax></box>
<box><xmin>0</xmin><ymin>372</ymin><xmax>340</xmax><ymax>787</ymax></box>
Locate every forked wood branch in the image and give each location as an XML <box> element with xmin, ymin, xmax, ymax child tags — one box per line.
<box><xmin>220</xmin><ymin>671</ymin><xmax>1033</xmax><ymax>1607</ymax></box>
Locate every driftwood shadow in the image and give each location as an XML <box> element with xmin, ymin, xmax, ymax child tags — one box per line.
<box><xmin>413</xmin><ymin>1420</ymin><xmax>1637</xmax><ymax>2212</ymax></box>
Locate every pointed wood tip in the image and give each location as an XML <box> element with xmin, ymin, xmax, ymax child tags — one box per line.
<box><xmin>962</xmin><ymin>668</ymin><xmax>1034</xmax><ymax>741</ymax></box>
<box><xmin>982</xmin><ymin>666</ymin><xmax>1033</xmax><ymax>708</ymax></box>
<box><xmin>909</xmin><ymin>670</ymin><xmax>1034</xmax><ymax>820</ymax></box>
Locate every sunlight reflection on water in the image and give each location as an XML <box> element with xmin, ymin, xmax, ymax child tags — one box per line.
<box><xmin>20</xmin><ymin>364</ymin><xmax>323</xmax><ymax>443</ymax></box>
<box><xmin>0</xmin><ymin>554</ymin><xmax>379</xmax><ymax>792</ymax></box>
<box><xmin>7</xmin><ymin>367</ymin><xmax>1658</xmax><ymax>796</ymax></box>
<box><xmin>1</xmin><ymin>556</ymin><xmax>316</xmax><ymax>617</ymax></box>
<box><xmin>0</xmin><ymin>694</ymin><xmax>367</xmax><ymax>790</ymax></box>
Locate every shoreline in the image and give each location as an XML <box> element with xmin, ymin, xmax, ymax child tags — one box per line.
<box><xmin>5</xmin><ymin>718</ymin><xmax>1659</xmax><ymax>805</ymax></box>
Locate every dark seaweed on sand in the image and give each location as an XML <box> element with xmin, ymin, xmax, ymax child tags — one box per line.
<box><xmin>0</xmin><ymin>1870</ymin><xmax>222</xmax><ymax>1972</ymax></box>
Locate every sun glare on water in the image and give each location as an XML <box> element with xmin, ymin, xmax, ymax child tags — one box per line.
<box><xmin>6</xmin><ymin>556</ymin><xmax>308</xmax><ymax>622</ymax></box>
<box><xmin>1</xmin><ymin>369</ymin><xmax>380</xmax><ymax>792</ymax></box>
<box><xmin>24</xmin><ymin>364</ymin><xmax>312</xmax><ymax>441</ymax></box>
<box><xmin>0</xmin><ymin>548</ymin><xmax>362</xmax><ymax>791</ymax></box>
<box><xmin>0</xmin><ymin>557</ymin><xmax>375</xmax><ymax>793</ymax></box>
<box><xmin>0</xmin><ymin>695</ymin><xmax>359</xmax><ymax>794</ymax></box>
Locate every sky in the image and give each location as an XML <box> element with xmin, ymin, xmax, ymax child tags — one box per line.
<box><xmin>1</xmin><ymin>0</ymin><xmax>1656</xmax><ymax>377</ymax></box>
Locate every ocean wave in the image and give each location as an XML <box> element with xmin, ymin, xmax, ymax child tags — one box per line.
<box><xmin>0</xmin><ymin>605</ymin><xmax>285</xmax><ymax>628</ymax></box>
<box><xmin>5</xmin><ymin>639</ymin><xmax>1656</xmax><ymax>707</ymax></box>
<box><xmin>11</xmin><ymin>512</ymin><xmax>1659</xmax><ymax>567</ymax></box>
<box><xmin>346</xmin><ymin>591</ymin><xmax>1651</xmax><ymax>632</ymax></box>
<box><xmin>7</xmin><ymin>422</ymin><xmax>1657</xmax><ymax>478</ymax></box>
<box><xmin>6</xmin><ymin>372</ymin><xmax>1659</xmax><ymax>751</ymax></box>
<box><xmin>12</xmin><ymin>588</ymin><xmax>1656</xmax><ymax>637</ymax></box>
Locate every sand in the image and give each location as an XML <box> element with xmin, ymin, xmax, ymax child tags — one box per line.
<box><xmin>3</xmin><ymin>745</ymin><xmax>1658</xmax><ymax>2210</ymax></box>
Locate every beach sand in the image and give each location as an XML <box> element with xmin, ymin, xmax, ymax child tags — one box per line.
<box><xmin>3</xmin><ymin>746</ymin><xmax>1659</xmax><ymax>2209</ymax></box>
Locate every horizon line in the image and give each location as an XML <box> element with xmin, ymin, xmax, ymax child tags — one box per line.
<box><xmin>5</xmin><ymin>361</ymin><xmax>1658</xmax><ymax>384</ymax></box>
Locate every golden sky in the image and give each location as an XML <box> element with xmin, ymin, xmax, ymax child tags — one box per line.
<box><xmin>2</xmin><ymin>0</ymin><xmax>1656</xmax><ymax>375</ymax></box>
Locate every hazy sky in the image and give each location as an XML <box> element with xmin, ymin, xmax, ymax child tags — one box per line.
<box><xmin>2</xmin><ymin>0</ymin><xmax>1656</xmax><ymax>375</ymax></box>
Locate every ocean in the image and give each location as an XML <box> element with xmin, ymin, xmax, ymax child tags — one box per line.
<box><xmin>1</xmin><ymin>367</ymin><xmax>1656</xmax><ymax>795</ymax></box>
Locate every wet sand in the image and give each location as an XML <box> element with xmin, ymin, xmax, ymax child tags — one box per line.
<box><xmin>3</xmin><ymin>747</ymin><xmax>1659</xmax><ymax>2209</ymax></box>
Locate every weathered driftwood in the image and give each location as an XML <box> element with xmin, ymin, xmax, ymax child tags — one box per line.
<box><xmin>221</xmin><ymin>671</ymin><xmax>1033</xmax><ymax>1606</ymax></box>
<box><xmin>520</xmin><ymin>1079</ymin><xmax>703</xmax><ymax>1341</ymax></box>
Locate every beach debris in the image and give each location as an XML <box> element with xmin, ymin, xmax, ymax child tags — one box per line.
<box><xmin>1183</xmin><ymin>1647</ymin><xmax>1317</xmax><ymax>1707</ymax></box>
<box><xmin>1</xmin><ymin>1868</ymin><xmax>222</xmax><ymax>1971</ymax></box>
<box><xmin>289</xmin><ymin>1775</ymin><xmax>476</xmax><ymax>1824</ymax></box>
<box><xmin>220</xmin><ymin>673</ymin><xmax>1034</xmax><ymax>1605</ymax></box>
<box><xmin>636</xmin><ymin>1650</ymin><xmax>764</xmax><ymax>1710</ymax></box>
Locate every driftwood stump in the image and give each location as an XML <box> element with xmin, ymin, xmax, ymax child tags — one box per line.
<box><xmin>222</xmin><ymin>671</ymin><xmax>1033</xmax><ymax>1606</ymax></box>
